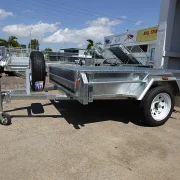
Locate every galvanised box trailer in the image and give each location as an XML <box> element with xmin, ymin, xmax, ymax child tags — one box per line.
<box><xmin>0</xmin><ymin>51</ymin><xmax>180</xmax><ymax>127</ymax></box>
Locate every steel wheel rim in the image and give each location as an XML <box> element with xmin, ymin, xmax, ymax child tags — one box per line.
<box><xmin>150</xmin><ymin>93</ymin><xmax>171</xmax><ymax>121</ymax></box>
<box><xmin>1</xmin><ymin>116</ymin><xmax>8</xmax><ymax>124</ymax></box>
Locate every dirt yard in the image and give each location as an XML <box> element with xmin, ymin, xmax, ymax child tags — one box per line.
<box><xmin>0</xmin><ymin>75</ymin><xmax>180</xmax><ymax>180</ymax></box>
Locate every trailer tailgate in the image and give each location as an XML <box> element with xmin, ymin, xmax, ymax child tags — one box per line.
<box><xmin>49</xmin><ymin>66</ymin><xmax>79</xmax><ymax>93</ymax></box>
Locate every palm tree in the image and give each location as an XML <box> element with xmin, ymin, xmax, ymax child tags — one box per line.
<box><xmin>44</xmin><ymin>48</ymin><xmax>52</xmax><ymax>54</ymax></box>
<box><xmin>28</xmin><ymin>39</ymin><xmax>39</xmax><ymax>50</ymax></box>
<box><xmin>84</xmin><ymin>39</ymin><xmax>95</xmax><ymax>65</ymax></box>
<box><xmin>86</xmin><ymin>39</ymin><xmax>94</xmax><ymax>50</ymax></box>
<box><xmin>8</xmin><ymin>36</ymin><xmax>20</xmax><ymax>47</ymax></box>
<box><xmin>0</xmin><ymin>38</ymin><xmax>8</xmax><ymax>47</ymax></box>
<box><xmin>0</xmin><ymin>36</ymin><xmax>20</xmax><ymax>47</ymax></box>
<box><xmin>85</xmin><ymin>39</ymin><xmax>94</xmax><ymax>57</ymax></box>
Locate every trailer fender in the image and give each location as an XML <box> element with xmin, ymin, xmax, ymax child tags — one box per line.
<box><xmin>138</xmin><ymin>78</ymin><xmax>179</xmax><ymax>101</ymax></box>
<box><xmin>138</xmin><ymin>79</ymin><xmax>154</xmax><ymax>100</ymax></box>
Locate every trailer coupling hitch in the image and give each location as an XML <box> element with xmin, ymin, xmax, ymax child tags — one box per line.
<box><xmin>1</xmin><ymin>91</ymin><xmax>11</xmax><ymax>104</ymax></box>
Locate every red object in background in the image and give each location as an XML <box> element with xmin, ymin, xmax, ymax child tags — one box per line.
<box><xmin>127</xmin><ymin>34</ymin><xmax>134</xmax><ymax>39</ymax></box>
<box><xmin>162</xmin><ymin>77</ymin><xmax>168</xmax><ymax>81</ymax></box>
<box><xmin>75</xmin><ymin>79</ymin><xmax>80</xmax><ymax>88</ymax></box>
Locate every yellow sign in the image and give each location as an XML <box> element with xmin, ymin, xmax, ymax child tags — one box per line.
<box><xmin>136</xmin><ymin>26</ymin><xmax>158</xmax><ymax>42</ymax></box>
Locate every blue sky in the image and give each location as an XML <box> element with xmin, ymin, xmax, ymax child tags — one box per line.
<box><xmin>0</xmin><ymin>0</ymin><xmax>161</xmax><ymax>50</ymax></box>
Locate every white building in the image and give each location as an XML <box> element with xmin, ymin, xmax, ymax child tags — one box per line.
<box><xmin>104</xmin><ymin>26</ymin><xmax>158</xmax><ymax>65</ymax></box>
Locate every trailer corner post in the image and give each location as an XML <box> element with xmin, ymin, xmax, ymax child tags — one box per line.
<box><xmin>80</xmin><ymin>73</ymin><xmax>89</xmax><ymax>105</ymax></box>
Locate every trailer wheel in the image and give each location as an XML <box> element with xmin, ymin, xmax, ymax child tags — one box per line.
<box><xmin>0</xmin><ymin>113</ymin><xmax>11</xmax><ymax>126</ymax></box>
<box><xmin>141</xmin><ymin>86</ymin><xmax>174</xmax><ymax>126</ymax></box>
<box><xmin>30</xmin><ymin>51</ymin><xmax>46</xmax><ymax>91</ymax></box>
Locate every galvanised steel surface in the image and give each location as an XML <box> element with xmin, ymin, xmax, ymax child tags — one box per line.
<box><xmin>49</xmin><ymin>65</ymin><xmax>180</xmax><ymax>105</ymax></box>
<box><xmin>49</xmin><ymin>65</ymin><xmax>180</xmax><ymax>74</ymax></box>
<box><xmin>1</xmin><ymin>65</ymin><xmax>180</xmax><ymax>108</ymax></box>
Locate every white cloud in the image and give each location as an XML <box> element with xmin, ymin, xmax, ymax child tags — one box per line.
<box><xmin>2</xmin><ymin>22</ymin><xmax>60</xmax><ymax>38</ymax></box>
<box><xmin>135</xmin><ymin>20</ymin><xmax>143</xmax><ymax>26</ymax></box>
<box><xmin>0</xmin><ymin>9</ymin><xmax>13</xmax><ymax>19</ymax></box>
<box><xmin>86</xmin><ymin>17</ymin><xmax>121</xmax><ymax>26</ymax></box>
<box><xmin>43</xmin><ymin>17</ymin><xmax>121</xmax><ymax>46</ymax></box>
<box><xmin>23</xmin><ymin>10</ymin><xmax>33</xmax><ymax>13</ymax></box>
<box><xmin>121</xmin><ymin>16</ymin><xmax>127</xmax><ymax>19</ymax></box>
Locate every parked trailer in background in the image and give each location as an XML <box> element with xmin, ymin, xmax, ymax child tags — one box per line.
<box><xmin>0</xmin><ymin>47</ymin><xmax>30</xmax><ymax>74</ymax></box>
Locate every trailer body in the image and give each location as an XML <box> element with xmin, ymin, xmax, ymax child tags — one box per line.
<box><xmin>0</xmin><ymin>62</ymin><xmax>179</xmax><ymax>126</ymax></box>
<box><xmin>49</xmin><ymin>65</ymin><xmax>180</xmax><ymax>105</ymax></box>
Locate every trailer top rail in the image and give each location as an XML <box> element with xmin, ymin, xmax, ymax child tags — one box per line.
<box><xmin>50</xmin><ymin>65</ymin><xmax>180</xmax><ymax>74</ymax></box>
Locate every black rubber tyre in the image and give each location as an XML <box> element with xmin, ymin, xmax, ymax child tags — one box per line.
<box><xmin>0</xmin><ymin>66</ymin><xmax>4</xmax><ymax>73</ymax></box>
<box><xmin>30</xmin><ymin>51</ymin><xmax>46</xmax><ymax>91</ymax></box>
<box><xmin>141</xmin><ymin>86</ymin><xmax>174</xmax><ymax>126</ymax></box>
<box><xmin>0</xmin><ymin>113</ymin><xmax>11</xmax><ymax>126</ymax></box>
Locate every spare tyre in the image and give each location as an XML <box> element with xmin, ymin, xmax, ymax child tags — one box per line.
<box><xmin>30</xmin><ymin>51</ymin><xmax>46</xmax><ymax>91</ymax></box>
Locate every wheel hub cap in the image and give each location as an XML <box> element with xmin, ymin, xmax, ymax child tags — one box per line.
<box><xmin>151</xmin><ymin>93</ymin><xmax>171</xmax><ymax>121</ymax></box>
<box><xmin>1</xmin><ymin>117</ymin><xmax>8</xmax><ymax>124</ymax></box>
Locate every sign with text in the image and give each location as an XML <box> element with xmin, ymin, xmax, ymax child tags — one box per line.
<box><xmin>136</xmin><ymin>26</ymin><xmax>158</xmax><ymax>42</ymax></box>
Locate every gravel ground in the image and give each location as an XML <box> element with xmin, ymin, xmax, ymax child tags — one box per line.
<box><xmin>0</xmin><ymin>75</ymin><xmax>180</xmax><ymax>180</ymax></box>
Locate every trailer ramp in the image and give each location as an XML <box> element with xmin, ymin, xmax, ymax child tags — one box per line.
<box><xmin>93</xmin><ymin>44</ymin><xmax>122</xmax><ymax>65</ymax></box>
<box><xmin>109</xmin><ymin>44</ymin><xmax>142</xmax><ymax>64</ymax></box>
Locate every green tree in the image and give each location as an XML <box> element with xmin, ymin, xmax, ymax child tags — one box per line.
<box><xmin>44</xmin><ymin>48</ymin><xmax>52</xmax><ymax>54</ymax></box>
<box><xmin>0</xmin><ymin>36</ymin><xmax>21</xmax><ymax>47</ymax></box>
<box><xmin>28</xmin><ymin>39</ymin><xmax>39</xmax><ymax>50</ymax></box>
<box><xmin>86</xmin><ymin>39</ymin><xmax>94</xmax><ymax>50</ymax></box>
